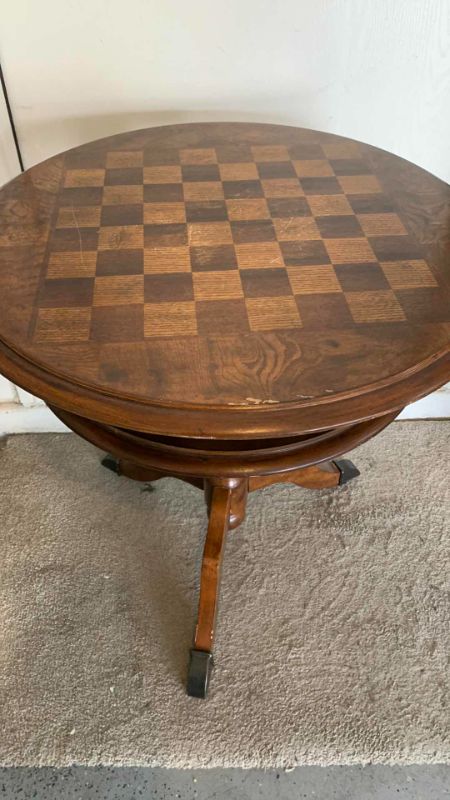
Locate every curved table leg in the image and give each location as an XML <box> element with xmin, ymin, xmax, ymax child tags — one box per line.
<box><xmin>187</xmin><ymin>481</ymin><xmax>241</xmax><ymax>698</ymax></box>
<box><xmin>249</xmin><ymin>459</ymin><xmax>360</xmax><ymax>491</ymax></box>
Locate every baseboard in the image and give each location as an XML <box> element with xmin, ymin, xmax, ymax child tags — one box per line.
<box><xmin>0</xmin><ymin>403</ymin><xmax>70</xmax><ymax>434</ymax></box>
<box><xmin>396</xmin><ymin>384</ymin><xmax>450</xmax><ymax>419</ymax></box>
<box><xmin>0</xmin><ymin>387</ymin><xmax>449</xmax><ymax>435</ymax></box>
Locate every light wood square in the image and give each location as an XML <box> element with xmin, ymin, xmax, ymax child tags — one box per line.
<box><xmin>226</xmin><ymin>199</ymin><xmax>270</xmax><ymax>221</ymax></box>
<box><xmin>56</xmin><ymin>206</ymin><xmax>101</xmax><ymax>228</ymax></box>
<box><xmin>144</xmin><ymin>166</ymin><xmax>182</xmax><ymax>184</ymax></box>
<box><xmin>288</xmin><ymin>265</ymin><xmax>341</xmax><ymax>294</ymax></box>
<box><xmin>307</xmin><ymin>194</ymin><xmax>353</xmax><ymax>216</ymax></box>
<box><xmin>251</xmin><ymin>146</ymin><xmax>290</xmax><ymax>162</ymax></box>
<box><xmin>183</xmin><ymin>182</ymin><xmax>225</xmax><ymax>201</ymax></box>
<box><xmin>93</xmin><ymin>275</ymin><xmax>144</xmax><ymax>306</ymax></box>
<box><xmin>102</xmin><ymin>185</ymin><xmax>144</xmax><ymax>205</ymax></box>
<box><xmin>345</xmin><ymin>290</ymin><xmax>406</xmax><ymax>323</ymax></box>
<box><xmin>246</xmin><ymin>297</ymin><xmax>302</xmax><ymax>330</ymax></box>
<box><xmin>144</xmin><ymin>301</ymin><xmax>198</xmax><ymax>336</ymax></box>
<box><xmin>235</xmin><ymin>242</ymin><xmax>283</xmax><ymax>268</ymax></box>
<box><xmin>179</xmin><ymin>148</ymin><xmax>217</xmax><ymax>164</ymax></box>
<box><xmin>144</xmin><ymin>203</ymin><xmax>186</xmax><ymax>224</ymax></box>
<box><xmin>34</xmin><ymin>307</ymin><xmax>92</xmax><ymax>342</ymax></box>
<box><xmin>338</xmin><ymin>175</ymin><xmax>382</xmax><ymax>194</ymax></box>
<box><xmin>325</xmin><ymin>237</ymin><xmax>376</xmax><ymax>264</ymax></box>
<box><xmin>262</xmin><ymin>179</ymin><xmax>304</xmax><ymax>198</ymax></box>
<box><xmin>98</xmin><ymin>225</ymin><xmax>144</xmax><ymax>250</ymax></box>
<box><xmin>358</xmin><ymin>213</ymin><xmax>407</xmax><ymax>236</ymax></box>
<box><xmin>144</xmin><ymin>247</ymin><xmax>192</xmax><ymax>274</ymax></box>
<box><xmin>274</xmin><ymin>217</ymin><xmax>321</xmax><ymax>241</ymax></box>
<box><xmin>193</xmin><ymin>271</ymin><xmax>243</xmax><ymax>301</ymax></box>
<box><xmin>188</xmin><ymin>222</ymin><xmax>233</xmax><ymax>246</ymax></box>
<box><xmin>46</xmin><ymin>251</ymin><xmax>97</xmax><ymax>279</ymax></box>
<box><xmin>322</xmin><ymin>142</ymin><xmax>361</xmax><ymax>159</ymax></box>
<box><xmin>219</xmin><ymin>163</ymin><xmax>259</xmax><ymax>181</ymax></box>
<box><xmin>106</xmin><ymin>151</ymin><xmax>144</xmax><ymax>168</ymax></box>
<box><xmin>293</xmin><ymin>160</ymin><xmax>334</xmax><ymax>178</ymax></box>
<box><xmin>64</xmin><ymin>169</ymin><xmax>105</xmax><ymax>188</ymax></box>
<box><xmin>380</xmin><ymin>259</ymin><xmax>438</xmax><ymax>289</ymax></box>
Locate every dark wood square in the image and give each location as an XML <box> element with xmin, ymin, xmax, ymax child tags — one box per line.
<box><xmin>190</xmin><ymin>245</ymin><xmax>238</xmax><ymax>271</ymax></box>
<box><xmin>348</xmin><ymin>194</ymin><xmax>396</xmax><ymax>214</ymax></box>
<box><xmin>257</xmin><ymin>162</ymin><xmax>296</xmax><ymax>179</ymax></box>
<box><xmin>39</xmin><ymin>278</ymin><xmax>94</xmax><ymax>307</ymax></box>
<box><xmin>144</xmin><ymin>273</ymin><xmax>194</xmax><ymax>302</ymax></box>
<box><xmin>143</xmin><ymin>149</ymin><xmax>179</xmax><ymax>165</ymax></box>
<box><xmin>231</xmin><ymin>220</ymin><xmax>276</xmax><ymax>244</ymax></box>
<box><xmin>316</xmin><ymin>215</ymin><xmax>364</xmax><ymax>239</ymax></box>
<box><xmin>296</xmin><ymin>293</ymin><xmax>354</xmax><ymax>329</ymax></box>
<box><xmin>50</xmin><ymin>228</ymin><xmax>98</xmax><ymax>252</ymax></box>
<box><xmin>267</xmin><ymin>197</ymin><xmax>311</xmax><ymax>218</ymax></box>
<box><xmin>397</xmin><ymin>288</ymin><xmax>450</xmax><ymax>323</ymax></box>
<box><xmin>288</xmin><ymin>144</ymin><xmax>324</xmax><ymax>159</ymax></box>
<box><xmin>280</xmin><ymin>240</ymin><xmax>330</xmax><ymax>266</ymax></box>
<box><xmin>181</xmin><ymin>165</ymin><xmax>220</xmax><ymax>182</ymax></box>
<box><xmin>223</xmin><ymin>181</ymin><xmax>263</xmax><ymax>199</ymax></box>
<box><xmin>196</xmin><ymin>299</ymin><xmax>250</xmax><ymax>334</ymax></box>
<box><xmin>105</xmin><ymin>168</ymin><xmax>143</xmax><ymax>185</ymax></box>
<box><xmin>96</xmin><ymin>249</ymin><xmax>144</xmax><ymax>276</ymax></box>
<box><xmin>144</xmin><ymin>184</ymin><xmax>184</xmax><ymax>202</ymax></box>
<box><xmin>90</xmin><ymin>305</ymin><xmax>144</xmax><ymax>341</ymax></box>
<box><xmin>59</xmin><ymin>187</ymin><xmax>103</xmax><ymax>206</ymax></box>
<box><xmin>185</xmin><ymin>202</ymin><xmax>228</xmax><ymax>223</ymax></box>
<box><xmin>240</xmin><ymin>268</ymin><xmax>292</xmax><ymax>297</ymax></box>
<box><xmin>369</xmin><ymin>235</ymin><xmax>423</xmax><ymax>261</ymax></box>
<box><xmin>215</xmin><ymin>144</ymin><xmax>253</xmax><ymax>163</ymax></box>
<box><xmin>101</xmin><ymin>204</ymin><xmax>143</xmax><ymax>226</ymax></box>
<box><xmin>300</xmin><ymin>177</ymin><xmax>342</xmax><ymax>195</ymax></box>
<box><xmin>335</xmin><ymin>262</ymin><xmax>390</xmax><ymax>291</ymax></box>
<box><xmin>65</xmin><ymin>151</ymin><xmax>106</xmax><ymax>169</ymax></box>
<box><xmin>144</xmin><ymin>223</ymin><xmax>188</xmax><ymax>247</ymax></box>
<box><xmin>330</xmin><ymin>159</ymin><xmax>371</xmax><ymax>175</ymax></box>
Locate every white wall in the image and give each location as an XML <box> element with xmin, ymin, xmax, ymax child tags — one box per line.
<box><xmin>1</xmin><ymin>0</ymin><xmax>449</xmax><ymax>179</ymax></box>
<box><xmin>0</xmin><ymin>84</ymin><xmax>20</xmax><ymax>184</ymax></box>
<box><xmin>0</xmin><ymin>91</ymin><xmax>22</xmax><ymax>410</ymax></box>
<box><xmin>0</xmin><ymin>0</ymin><xmax>449</xmax><ymax>431</ymax></box>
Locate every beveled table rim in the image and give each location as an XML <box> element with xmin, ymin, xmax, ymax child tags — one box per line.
<box><xmin>0</xmin><ymin>336</ymin><xmax>448</xmax><ymax>438</ymax></box>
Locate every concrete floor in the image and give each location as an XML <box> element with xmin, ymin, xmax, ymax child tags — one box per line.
<box><xmin>0</xmin><ymin>766</ymin><xmax>449</xmax><ymax>799</ymax></box>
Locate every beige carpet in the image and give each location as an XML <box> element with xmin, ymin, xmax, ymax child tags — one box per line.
<box><xmin>0</xmin><ymin>423</ymin><xmax>449</xmax><ymax>768</ymax></box>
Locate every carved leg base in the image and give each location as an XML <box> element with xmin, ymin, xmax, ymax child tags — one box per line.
<box><xmin>102</xmin><ymin>454</ymin><xmax>360</xmax><ymax>698</ymax></box>
<box><xmin>51</xmin><ymin>404</ymin><xmax>400</xmax><ymax>699</ymax></box>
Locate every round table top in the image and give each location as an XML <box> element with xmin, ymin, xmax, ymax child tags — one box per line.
<box><xmin>0</xmin><ymin>122</ymin><xmax>449</xmax><ymax>438</ymax></box>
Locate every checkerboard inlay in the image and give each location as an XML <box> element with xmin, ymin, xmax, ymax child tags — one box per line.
<box><xmin>33</xmin><ymin>142</ymin><xmax>437</xmax><ymax>343</ymax></box>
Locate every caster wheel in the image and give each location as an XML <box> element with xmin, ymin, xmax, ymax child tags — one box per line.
<box><xmin>334</xmin><ymin>458</ymin><xmax>360</xmax><ymax>485</ymax></box>
<box><xmin>101</xmin><ymin>454</ymin><xmax>119</xmax><ymax>474</ymax></box>
<box><xmin>187</xmin><ymin>649</ymin><xmax>213</xmax><ymax>699</ymax></box>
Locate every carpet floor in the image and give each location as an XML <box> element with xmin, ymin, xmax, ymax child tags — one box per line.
<box><xmin>0</xmin><ymin>423</ymin><xmax>449</xmax><ymax>768</ymax></box>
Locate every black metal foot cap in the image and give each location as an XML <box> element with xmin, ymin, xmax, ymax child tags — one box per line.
<box><xmin>101</xmin><ymin>454</ymin><xmax>119</xmax><ymax>474</ymax></box>
<box><xmin>334</xmin><ymin>458</ymin><xmax>360</xmax><ymax>485</ymax></box>
<box><xmin>187</xmin><ymin>649</ymin><xmax>213</xmax><ymax>699</ymax></box>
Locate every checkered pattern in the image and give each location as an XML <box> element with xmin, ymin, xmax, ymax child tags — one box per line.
<box><xmin>33</xmin><ymin>142</ymin><xmax>441</xmax><ymax>343</ymax></box>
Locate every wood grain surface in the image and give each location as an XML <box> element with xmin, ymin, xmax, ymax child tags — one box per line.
<box><xmin>0</xmin><ymin>122</ymin><xmax>448</xmax><ymax>438</ymax></box>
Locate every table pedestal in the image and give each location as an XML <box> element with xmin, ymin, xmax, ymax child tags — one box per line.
<box><xmin>50</xmin><ymin>405</ymin><xmax>399</xmax><ymax>698</ymax></box>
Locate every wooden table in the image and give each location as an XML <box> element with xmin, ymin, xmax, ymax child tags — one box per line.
<box><xmin>0</xmin><ymin>123</ymin><xmax>448</xmax><ymax>698</ymax></box>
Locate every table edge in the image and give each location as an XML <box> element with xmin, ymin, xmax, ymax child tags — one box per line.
<box><xmin>1</xmin><ymin>336</ymin><xmax>448</xmax><ymax>439</ymax></box>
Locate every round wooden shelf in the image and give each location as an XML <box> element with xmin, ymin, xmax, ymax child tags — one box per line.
<box><xmin>0</xmin><ymin>122</ymin><xmax>448</xmax><ymax>437</ymax></box>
